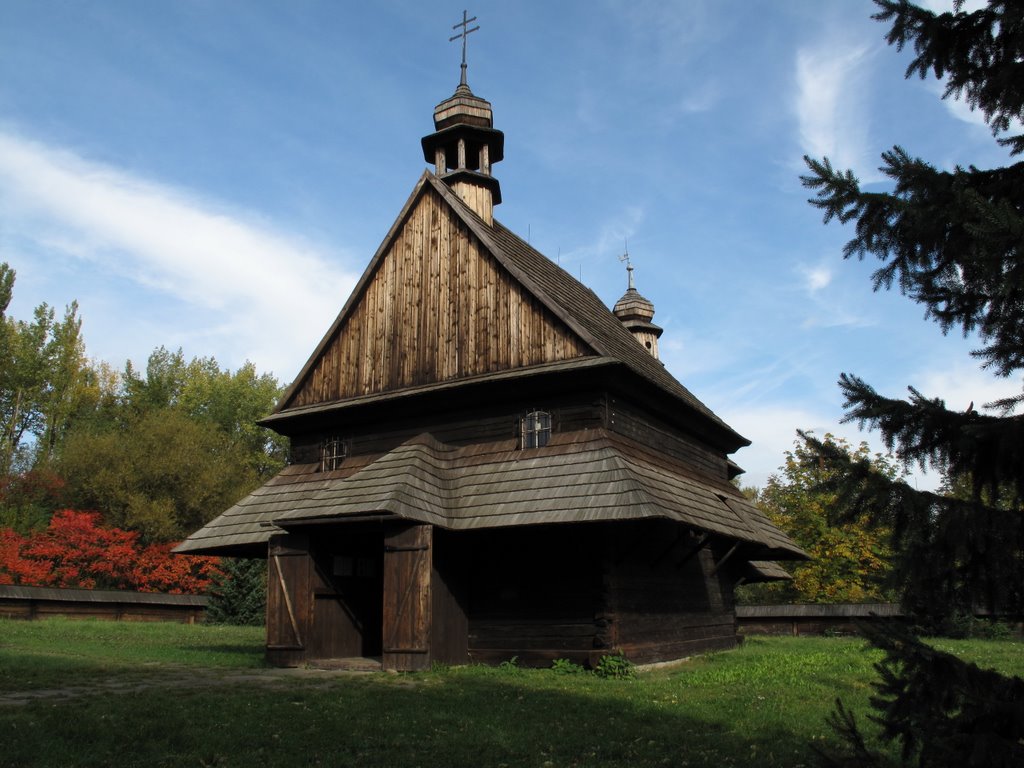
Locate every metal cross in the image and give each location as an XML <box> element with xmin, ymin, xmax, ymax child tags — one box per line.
<box><xmin>619</xmin><ymin>243</ymin><xmax>635</xmax><ymax>290</ymax></box>
<box><xmin>449</xmin><ymin>10</ymin><xmax>479</xmax><ymax>86</ymax></box>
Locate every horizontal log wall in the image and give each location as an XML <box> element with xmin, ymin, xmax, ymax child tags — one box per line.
<box><xmin>736</xmin><ymin>604</ymin><xmax>905</xmax><ymax>637</ymax></box>
<box><xmin>290</xmin><ymin>394</ymin><xmax>605</xmax><ymax>462</ymax></box>
<box><xmin>606</xmin><ymin>522</ymin><xmax>739</xmax><ymax>664</ymax></box>
<box><xmin>292</xmin><ymin>186</ymin><xmax>592</xmax><ymax>407</ymax></box>
<box><xmin>605</xmin><ymin>398</ymin><xmax>730</xmax><ymax>480</ymax></box>
<box><xmin>464</xmin><ymin>526</ymin><xmax>603</xmax><ymax>667</ymax></box>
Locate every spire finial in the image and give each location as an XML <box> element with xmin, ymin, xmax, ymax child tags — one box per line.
<box><xmin>449</xmin><ymin>10</ymin><xmax>480</xmax><ymax>87</ymax></box>
<box><xmin>619</xmin><ymin>242</ymin><xmax>635</xmax><ymax>290</ymax></box>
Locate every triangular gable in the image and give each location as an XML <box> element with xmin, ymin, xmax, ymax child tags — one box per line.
<box><xmin>281</xmin><ymin>173</ymin><xmax>596</xmax><ymax>410</ymax></box>
<box><xmin>429</xmin><ymin>179</ymin><xmax>748</xmax><ymax>451</ymax></box>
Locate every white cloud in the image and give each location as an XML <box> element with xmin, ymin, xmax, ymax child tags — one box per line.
<box><xmin>800</xmin><ymin>263</ymin><xmax>832</xmax><ymax>293</ymax></box>
<box><xmin>559</xmin><ymin>205</ymin><xmax>645</xmax><ymax>266</ymax></box>
<box><xmin>720</xmin><ymin>403</ymin><xmax>853</xmax><ymax>489</ymax></box>
<box><xmin>917</xmin><ymin>0</ymin><xmax>986</xmax><ymax>12</ymax></box>
<box><xmin>913</xmin><ymin>360</ymin><xmax>1022</xmax><ymax>414</ymax></box>
<box><xmin>721</xmin><ymin>401</ymin><xmax>946</xmax><ymax>492</ymax></box>
<box><xmin>0</xmin><ymin>130</ymin><xmax>358</xmax><ymax>379</ymax></box>
<box><xmin>794</xmin><ymin>41</ymin><xmax>877</xmax><ymax>179</ymax></box>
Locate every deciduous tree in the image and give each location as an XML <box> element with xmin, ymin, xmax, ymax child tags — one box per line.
<box><xmin>739</xmin><ymin>435</ymin><xmax>895</xmax><ymax>605</ymax></box>
<box><xmin>58</xmin><ymin>409</ymin><xmax>259</xmax><ymax>542</ymax></box>
<box><xmin>0</xmin><ymin>263</ymin><xmax>91</xmax><ymax>474</ymax></box>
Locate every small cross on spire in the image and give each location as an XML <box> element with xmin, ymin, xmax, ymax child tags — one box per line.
<box><xmin>449</xmin><ymin>10</ymin><xmax>480</xmax><ymax>87</ymax></box>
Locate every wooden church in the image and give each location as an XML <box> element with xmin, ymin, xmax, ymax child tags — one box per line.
<box><xmin>176</xmin><ymin>35</ymin><xmax>805</xmax><ymax>671</ymax></box>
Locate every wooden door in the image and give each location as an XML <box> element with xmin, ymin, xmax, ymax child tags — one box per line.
<box><xmin>266</xmin><ymin>534</ymin><xmax>311</xmax><ymax>666</ymax></box>
<box><xmin>382</xmin><ymin>524</ymin><xmax>432</xmax><ymax>671</ymax></box>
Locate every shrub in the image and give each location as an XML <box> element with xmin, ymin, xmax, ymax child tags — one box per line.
<box><xmin>205</xmin><ymin>558</ymin><xmax>266</xmax><ymax>625</ymax></box>
<box><xmin>551</xmin><ymin>658</ymin><xmax>585</xmax><ymax>675</ymax></box>
<box><xmin>0</xmin><ymin>509</ymin><xmax>220</xmax><ymax>593</ymax></box>
<box><xmin>594</xmin><ymin>652</ymin><xmax>635</xmax><ymax>679</ymax></box>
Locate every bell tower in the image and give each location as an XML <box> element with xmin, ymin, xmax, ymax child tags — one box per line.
<box><xmin>613</xmin><ymin>253</ymin><xmax>664</xmax><ymax>360</ymax></box>
<box><xmin>420</xmin><ymin>11</ymin><xmax>504</xmax><ymax>224</ymax></box>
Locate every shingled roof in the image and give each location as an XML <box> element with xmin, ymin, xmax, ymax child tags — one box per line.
<box><xmin>175</xmin><ymin>428</ymin><xmax>805</xmax><ymax>561</ymax></box>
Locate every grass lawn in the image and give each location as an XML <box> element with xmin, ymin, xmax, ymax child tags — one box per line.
<box><xmin>1</xmin><ymin>618</ymin><xmax>1021</xmax><ymax>768</ymax></box>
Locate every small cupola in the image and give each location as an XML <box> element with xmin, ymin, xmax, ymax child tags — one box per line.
<box><xmin>421</xmin><ymin>11</ymin><xmax>503</xmax><ymax>224</ymax></box>
<box><xmin>613</xmin><ymin>255</ymin><xmax>663</xmax><ymax>360</ymax></box>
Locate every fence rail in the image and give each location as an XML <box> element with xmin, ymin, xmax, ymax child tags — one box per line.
<box><xmin>0</xmin><ymin>584</ymin><xmax>209</xmax><ymax>624</ymax></box>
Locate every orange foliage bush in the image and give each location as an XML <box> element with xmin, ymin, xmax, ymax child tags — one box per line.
<box><xmin>0</xmin><ymin>510</ymin><xmax>220</xmax><ymax>594</ymax></box>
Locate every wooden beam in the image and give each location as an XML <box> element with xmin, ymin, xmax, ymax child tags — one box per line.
<box><xmin>710</xmin><ymin>542</ymin><xmax>741</xmax><ymax>576</ymax></box>
<box><xmin>652</xmin><ymin>528</ymin><xmax>687</xmax><ymax>568</ymax></box>
<box><xmin>673</xmin><ymin>532</ymin><xmax>711</xmax><ymax>570</ymax></box>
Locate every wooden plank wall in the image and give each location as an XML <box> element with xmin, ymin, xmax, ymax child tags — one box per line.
<box><xmin>307</xmin><ymin>529</ymin><xmax>384</xmax><ymax>659</ymax></box>
<box><xmin>291</xmin><ymin>187</ymin><xmax>592</xmax><ymax>408</ymax></box>
<box><xmin>0</xmin><ymin>595</ymin><xmax>205</xmax><ymax>624</ymax></box>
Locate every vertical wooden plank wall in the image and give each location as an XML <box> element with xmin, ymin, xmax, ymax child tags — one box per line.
<box><xmin>291</xmin><ymin>188</ymin><xmax>591</xmax><ymax>407</ymax></box>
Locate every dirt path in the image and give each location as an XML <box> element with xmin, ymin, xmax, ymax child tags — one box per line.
<box><xmin>0</xmin><ymin>666</ymin><xmax>372</xmax><ymax>707</ymax></box>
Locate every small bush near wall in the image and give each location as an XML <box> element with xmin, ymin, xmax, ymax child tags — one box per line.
<box><xmin>205</xmin><ymin>558</ymin><xmax>266</xmax><ymax>626</ymax></box>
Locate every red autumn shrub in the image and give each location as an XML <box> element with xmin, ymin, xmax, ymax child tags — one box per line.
<box><xmin>0</xmin><ymin>528</ymin><xmax>52</xmax><ymax>585</ymax></box>
<box><xmin>0</xmin><ymin>510</ymin><xmax>219</xmax><ymax>594</ymax></box>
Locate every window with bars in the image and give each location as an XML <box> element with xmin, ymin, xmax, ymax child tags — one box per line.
<box><xmin>520</xmin><ymin>410</ymin><xmax>552</xmax><ymax>449</ymax></box>
<box><xmin>319</xmin><ymin>436</ymin><xmax>347</xmax><ymax>472</ymax></box>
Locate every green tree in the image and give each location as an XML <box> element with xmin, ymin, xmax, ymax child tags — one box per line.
<box><xmin>802</xmin><ymin>2</ymin><xmax>1024</xmax><ymax>765</ymax></box>
<box><xmin>56</xmin><ymin>347</ymin><xmax>286</xmax><ymax>542</ymax></box>
<box><xmin>801</xmin><ymin>0</ymin><xmax>1023</xmax><ymax>624</ymax></box>
<box><xmin>58</xmin><ymin>408</ymin><xmax>259</xmax><ymax>542</ymax></box>
<box><xmin>121</xmin><ymin>347</ymin><xmax>287</xmax><ymax>479</ymax></box>
<box><xmin>0</xmin><ymin>263</ymin><xmax>91</xmax><ymax>475</ymax></box>
<box><xmin>205</xmin><ymin>558</ymin><xmax>267</xmax><ymax>626</ymax></box>
<box><xmin>738</xmin><ymin>435</ymin><xmax>896</xmax><ymax>605</ymax></box>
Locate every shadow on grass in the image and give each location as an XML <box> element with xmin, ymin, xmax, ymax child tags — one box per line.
<box><xmin>180</xmin><ymin>644</ymin><xmax>266</xmax><ymax>657</ymax></box>
<box><xmin>0</xmin><ymin>667</ymin><xmax>818</xmax><ymax>768</ymax></box>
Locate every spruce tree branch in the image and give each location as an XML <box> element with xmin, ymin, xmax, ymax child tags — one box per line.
<box><xmin>802</xmin><ymin>152</ymin><xmax>1024</xmax><ymax>375</ymax></box>
<box><xmin>797</xmin><ymin>430</ymin><xmax>1024</xmax><ymax>617</ymax></box>
<box><xmin>836</xmin><ymin>373</ymin><xmax>1024</xmax><ymax>502</ymax></box>
<box><xmin>872</xmin><ymin>0</ymin><xmax>1024</xmax><ymax>149</ymax></box>
<box><xmin>857</xmin><ymin>620</ymin><xmax>1024</xmax><ymax>767</ymax></box>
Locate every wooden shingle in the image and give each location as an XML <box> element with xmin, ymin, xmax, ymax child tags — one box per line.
<box><xmin>179</xmin><ymin>430</ymin><xmax>806</xmax><ymax>560</ymax></box>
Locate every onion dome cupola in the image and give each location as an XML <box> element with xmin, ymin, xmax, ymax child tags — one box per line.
<box><xmin>613</xmin><ymin>255</ymin><xmax>663</xmax><ymax>360</ymax></box>
<box><xmin>421</xmin><ymin>11</ymin><xmax>504</xmax><ymax>224</ymax></box>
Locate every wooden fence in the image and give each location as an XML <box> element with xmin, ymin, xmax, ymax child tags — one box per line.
<box><xmin>3</xmin><ymin>590</ymin><xmax>1017</xmax><ymax>636</ymax></box>
<box><xmin>0</xmin><ymin>584</ymin><xmax>208</xmax><ymax>624</ymax></box>
<box><xmin>736</xmin><ymin>603</ymin><xmax>1024</xmax><ymax>637</ymax></box>
<box><xmin>735</xmin><ymin>603</ymin><xmax>906</xmax><ymax>636</ymax></box>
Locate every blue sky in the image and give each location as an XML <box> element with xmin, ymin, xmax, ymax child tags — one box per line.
<box><xmin>1</xmin><ymin>1</ymin><xmax>1018</xmax><ymax>489</ymax></box>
